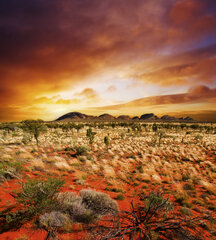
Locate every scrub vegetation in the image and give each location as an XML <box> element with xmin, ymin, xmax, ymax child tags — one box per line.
<box><xmin>0</xmin><ymin>121</ymin><xmax>215</xmax><ymax>239</ymax></box>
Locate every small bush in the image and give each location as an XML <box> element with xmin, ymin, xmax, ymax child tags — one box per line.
<box><xmin>180</xmin><ymin>207</ymin><xmax>192</xmax><ymax>216</ymax></box>
<box><xmin>80</xmin><ymin>189</ymin><xmax>119</xmax><ymax>216</ymax></box>
<box><xmin>0</xmin><ymin>178</ymin><xmax>64</xmax><ymax>234</ymax></box>
<box><xmin>76</xmin><ymin>145</ymin><xmax>89</xmax><ymax>155</ymax></box>
<box><xmin>92</xmin><ymin>192</ymin><xmax>211</xmax><ymax>240</ymax></box>
<box><xmin>56</xmin><ymin>192</ymin><xmax>81</xmax><ymax>208</ymax></box>
<box><xmin>116</xmin><ymin>194</ymin><xmax>125</xmax><ymax>200</ymax></box>
<box><xmin>40</xmin><ymin>211</ymin><xmax>70</xmax><ymax>229</ymax></box>
<box><xmin>56</xmin><ymin>192</ymin><xmax>94</xmax><ymax>223</ymax></box>
<box><xmin>0</xmin><ymin>160</ymin><xmax>23</xmax><ymax>182</ymax></box>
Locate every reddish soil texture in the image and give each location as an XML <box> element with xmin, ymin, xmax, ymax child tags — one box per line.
<box><xmin>1</xmin><ymin>132</ymin><xmax>216</xmax><ymax>240</ymax></box>
<box><xmin>1</xmin><ymin>168</ymin><xmax>215</xmax><ymax>240</ymax></box>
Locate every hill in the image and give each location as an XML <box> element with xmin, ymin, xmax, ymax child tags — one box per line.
<box><xmin>55</xmin><ymin>112</ymin><xmax>195</xmax><ymax>122</ymax></box>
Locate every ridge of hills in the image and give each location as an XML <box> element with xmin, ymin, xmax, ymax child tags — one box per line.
<box><xmin>56</xmin><ymin>112</ymin><xmax>195</xmax><ymax>122</ymax></box>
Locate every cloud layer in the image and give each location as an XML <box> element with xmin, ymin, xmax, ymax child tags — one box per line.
<box><xmin>0</xmin><ymin>0</ymin><xmax>215</xmax><ymax>121</ymax></box>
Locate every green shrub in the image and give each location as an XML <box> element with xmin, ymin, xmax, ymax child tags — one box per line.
<box><xmin>76</xmin><ymin>145</ymin><xmax>89</xmax><ymax>155</ymax></box>
<box><xmin>0</xmin><ymin>160</ymin><xmax>23</xmax><ymax>183</ymax></box>
<box><xmin>21</xmin><ymin>120</ymin><xmax>47</xmax><ymax>145</ymax></box>
<box><xmin>104</xmin><ymin>136</ymin><xmax>109</xmax><ymax>149</ymax></box>
<box><xmin>116</xmin><ymin>194</ymin><xmax>125</xmax><ymax>200</ymax></box>
<box><xmin>0</xmin><ymin>177</ymin><xmax>64</xmax><ymax>234</ymax></box>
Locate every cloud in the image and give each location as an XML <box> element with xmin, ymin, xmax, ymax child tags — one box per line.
<box><xmin>75</xmin><ymin>88</ymin><xmax>99</xmax><ymax>99</ymax></box>
<box><xmin>106</xmin><ymin>85</ymin><xmax>117</xmax><ymax>92</ymax></box>
<box><xmin>97</xmin><ymin>85</ymin><xmax>216</xmax><ymax>109</ymax></box>
<box><xmin>134</xmin><ymin>44</ymin><xmax>216</xmax><ymax>86</ymax></box>
<box><xmin>167</xmin><ymin>110</ymin><xmax>216</xmax><ymax>122</ymax></box>
<box><xmin>0</xmin><ymin>0</ymin><xmax>215</xmax><ymax>121</ymax></box>
<box><xmin>169</xmin><ymin>0</ymin><xmax>204</xmax><ymax>26</ymax></box>
<box><xmin>168</xmin><ymin>0</ymin><xmax>216</xmax><ymax>43</ymax></box>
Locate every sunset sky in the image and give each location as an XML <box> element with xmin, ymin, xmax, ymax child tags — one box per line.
<box><xmin>0</xmin><ymin>0</ymin><xmax>216</xmax><ymax>121</ymax></box>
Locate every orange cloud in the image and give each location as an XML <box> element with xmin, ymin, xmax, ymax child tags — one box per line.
<box><xmin>96</xmin><ymin>85</ymin><xmax>216</xmax><ymax>109</ymax></box>
<box><xmin>169</xmin><ymin>0</ymin><xmax>204</xmax><ymax>26</ymax></box>
<box><xmin>0</xmin><ymin>0</ymin><xmax>215</xmax><ymax>121</ymax></box>
<box><xmin>107</xmin><ymin>85</ymin><xmax>117</xmax><ymax>92</ymax></box>
<box><xmin>134</xmin><ymin>45</ymin><xmax>216</xmax><ymax>86</ymax></box>
<box><xmin>75</xmin><ymin>88</ymin><xmax>99</xmax><ymax>99</ymax></box>
<box><xmin>33</xmin><ymin>88</ymin><xmax>101</xmax><ymax>106</ymax></box>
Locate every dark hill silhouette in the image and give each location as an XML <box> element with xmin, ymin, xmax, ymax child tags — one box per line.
<box><xmin>140</xmin><ymin>113</ymin><xmax>158</xmax><ymax>120</ymax></box>
<box><xmin>117</xmin><ymin>115</ymin><xmax>131</xmax><ymax>120</ymax></box>
<box><xmin>98</xmin><ymin>114</ymin><xmax>116</xmax><ymax>120</ymax></box>
<box><xmin>55</xmin><ymin>112</ymin><xmax>195</xmax><ymax>122</ymax></box>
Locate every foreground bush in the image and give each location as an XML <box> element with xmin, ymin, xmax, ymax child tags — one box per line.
<box><xmin>91</xmin><ymin>192</ymin><xmax>215</xmax><ymax>240</ymax></box>
<box><xmin>0</xmin><ymin>179</ymin><xmax>119</xmax><ymax>240</ymax></box>
<box><xmin>39</xmin><ymin>189</ymin><xmax>118</xmax><ymax>239</ymax></box>
<box><xmin>0</xmin><ymin>178</ymin><xmax>64</xmax><ymax>234</ymax></box>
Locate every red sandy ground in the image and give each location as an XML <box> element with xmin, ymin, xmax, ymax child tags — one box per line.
<box><xmin>0</xmin><ymin>150</ymin><xmax>215</xmax><ymax>240</ymax></box>
<box><xmin>0</xmin><ymin>171</ymin><xmax>132</xmax><ymax>240</ymax></box>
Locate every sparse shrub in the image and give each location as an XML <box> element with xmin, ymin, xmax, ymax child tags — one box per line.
<box><xmin>40</xmin><ymin>211</ymin><xmax>70</xmax><ymax>228</ymax></box>
<box><xmin>15</xmin><ymin>235</ymin><xmax>28</xmax><ymax>240</ymax></box>
<box><xmin>57</xmin><ymin>192</ymin><xmax>95</xmax><ymax>223</ymax></box>
<box><xmin>65</xmin><ymin>145</ymin><xmax>89</xmax><ymax>155</ymax></box>
<box><xmin>39</xmin><ymin>211</ymin><xmax>71</xmax><ymax>239</ymax></box>
<box><xmin>105</xmin><ymin>187</ymin><xmax>125</xmax><ymax>193</ymax></box>
<box><xmin>56</xmin><ymin>192</ymin><xmax>80</xmax><ymax>208</ymax></box>
<box><xmin>22</xmin><ymin>134</ymin><xmax>31</xmax><ymax>144</ymax></box>
<box><xmin>175</xmin><ymin>191</ymin><xmax>192</xmax><ymax>208</ymax></box>
<box><xmin>0</xmin><ymin>178</ymin><xmax>64</xmax><ymax>234</ymax></box>
<box><xmin>136</xmin><ymin>164</ymin><xmax>144</xmax><ymax>173</ymax></box>
<box><xmin>76</xmin><ymin>145</ymin><xmax>89</xmax><ymax>155</ymax></box>
<box><xmin>92</xmin><ymin>192</ymin><xmax>212</xmax><ymax>240</ymax></box>
<box><xmin>67</xmin><ymin>199</ymin><xmax>94</xmax><ymax>224</ymax></box>
<box><xmin>86</xmin><ymin>127</ymin><xmax>96</xmax><ymax>148</ymax></box>
<box><xmin>80</xmin><ymin>189</ymin><xmax>119</xmax><ymax>216</ymax></box>
<box><xmin>0</xmin><ymin>160</ymin><xmax>23</xmax><ymax>183</ymax></box>
<box><xmin>104</xmin><ymin>136</ymin><xmax>109</xmax><ymax>150</ymax></box>
<box><xmin>21</xmin><ymin>119</ymin><xmax>47</xmax><ymax>145</ymax></box>
<box><xmin>180</xmin><ymin>207</ymin><xmax>192</xmax><ymax>216</ymax></box>
<box><xmin>74</xmin><ymin>124</ymin><xmax>84</xmax><ymax>133</ymax></box>
<box><xmin>152</xmin><ymin>123</ymin><xmax>158</xmax><ymax>132</ymax></box>
<box><xmin>116</xmin><ymin>193</ymin><xmax>125</xmax><ymax>200</ymax></box>
<box><xmin>183</xmin><ymin>182</ymin><xmax>195</xmax><ymax>190</ymax></box>
<box><xmin>56</xmin><ymin>190</ymin><xmax>119</xmax><ymax>225</ymax></box>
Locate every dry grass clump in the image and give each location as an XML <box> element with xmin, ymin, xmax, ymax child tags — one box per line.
<box><xmin>39</xmin><ymin>211</ymin><xmax>70</xmax><ymax>229</ymax></box>
<box><xmin>57</xmin><ymin>192</ymin><xmax>94</xmax><ymax>223</ymax></box>
<box><xmin>56</xmin><ymin>192</ymin><xmax>80</xmax><ymax>207</ymax></box>
<box><xmin>0</xmin><ymin>159</ymin><xmax>23</xmax><ymax>182</ymax></box>
<box><xmin>175</xmin><ymin>190</ymin><xmax>192</xmax><ymax>208</ymax></box>
<box><xmin>29</xmin><ymin>159</ymin><xmax>45</xmax><ymax>171</ymax></box>
<box><xmin>55</xmin><ymin>189</ymin><xmax>119</xmax><ymax>225</ymax></box>
<box><xmin>54</xmin><ymin>161</ymin><xmax>71</xmax><ymax>171</ymax></box>
<box><xmin>199</xmin><ymin>180</ymin><xmax>216</xmax><ymax>196</ymax></box>
<box><xmin>80</xmin><ymin>189</ymin><xmax>119</xmax><ymax>216</ymax></box>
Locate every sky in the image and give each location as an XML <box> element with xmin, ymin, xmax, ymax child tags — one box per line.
<box><xmin>0</xmin><ymin>0</ymin><xmax>216</xmax><ymax>121</ymax></box>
